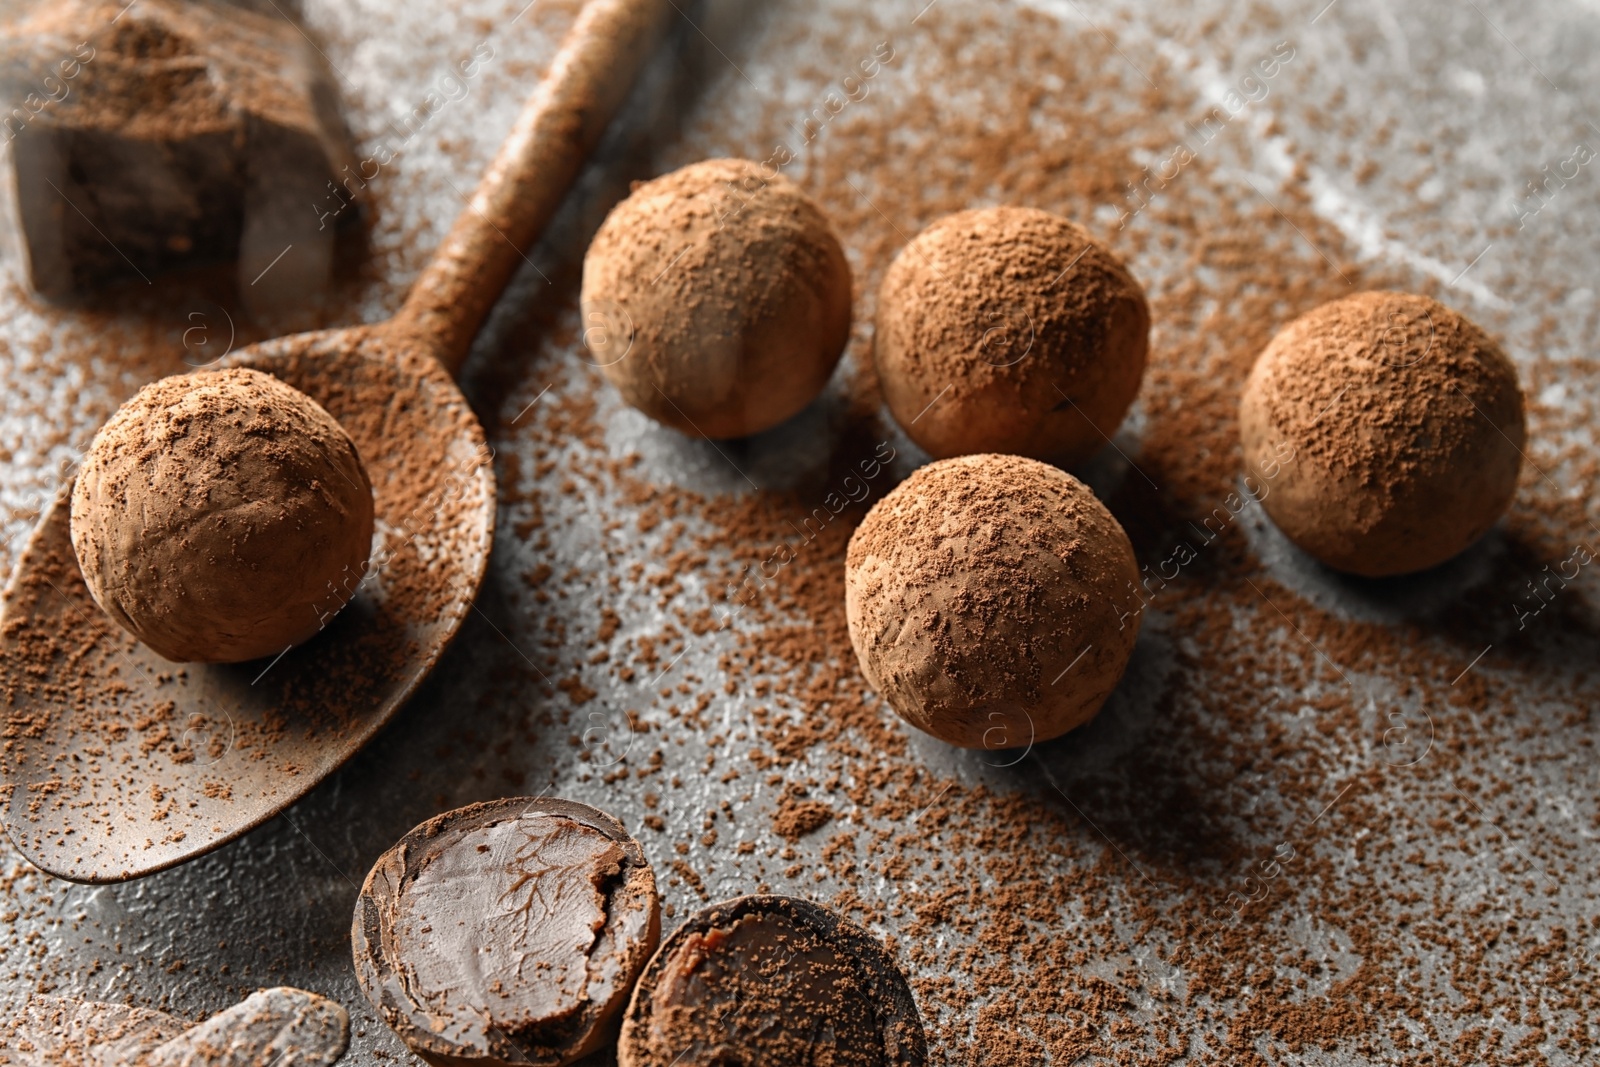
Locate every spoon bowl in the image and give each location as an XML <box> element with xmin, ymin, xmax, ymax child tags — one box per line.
<box><xmin>0</xmin><ymin>326</ymin><xmax>492</xmax><ymax>882</ymax></box>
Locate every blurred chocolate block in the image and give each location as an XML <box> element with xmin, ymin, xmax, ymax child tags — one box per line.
<box><xmin>0</xmin><ymin>0</ymin><xmax>357</xmax><ymax>312</ymax></box>
<box><xmin>3</xmin><ymin>996</ymin><xmax>186</xmax><ymax>1065</ymax></box>
<box><xmin>144</xmin><ymin>987</ymin><xmax>350</xmax><ymax>1067</ymax></box>
<box><xmin>5</xmin><ymin>987</ymin><xmax>349</xmax><ymax>1066</ymax></box>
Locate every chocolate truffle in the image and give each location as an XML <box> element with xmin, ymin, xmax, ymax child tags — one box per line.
<box><xmin>874</xmin><ymin>206</ymin><xmax>1148</xmax><ymax>465</ymax></box>
<box><xmin>1239</xmin><ymin>291</ymin><xmax>1526</xmax><ymax>577</ymax></box>
<box><xmin>353</xmin><ymin>798</ymin><xmax>660</xmax><ymax>1067</ymax></box>
<box><xmin>580</xmin><ymin>158</ymin><xmax>852</xmax><ymax>439</ymax></box>
<box><xmin>68</xmin><ymin>367</ymin><xmax>373</xmax><ymax>663</ymax></box>
<box><xmin>846</xmin><ymin>453</ymin><xmax>1141</xmax><ymax>748</ymax></box>
<box><xmin>617</xmin><ymin>895</ymin><xmax>926</xmax><ymax>1067</ymax></box>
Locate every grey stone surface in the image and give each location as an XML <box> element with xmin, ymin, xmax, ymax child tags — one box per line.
<box><xmin>0</xmin><ymin>0</ymin><xmax>1597</xmax><ymax>1064</ymax></box>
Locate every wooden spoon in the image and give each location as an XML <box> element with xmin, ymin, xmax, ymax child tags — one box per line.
<box><xmin>0</xmin><ymin>0</ymin><xmax>672</xmax><ymax>884</ymax></box>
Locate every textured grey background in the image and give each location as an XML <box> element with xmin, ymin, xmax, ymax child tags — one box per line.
<box><xmin>1</xmin><ymin>0</ymin><xmax>1598</xmax><ymax>1063</ymax></box>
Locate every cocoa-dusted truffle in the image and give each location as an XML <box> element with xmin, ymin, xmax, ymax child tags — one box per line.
<box><xmin>874</xmin><ymin>206</ymin><xmax>1148</xmax><ymax>465</ymax></box>
<box><xmin>353</xmin><ymin>798</ymin><xmax>661</xmax><ymax>1067</ymax></box>
<box><xmin>845</xmin><ymin>453</ymin><xmax>1141</xmax><ymax>748</ymax></box>
<box><xmin>1239</xmin><ymin>291</ymin><xmax>1526</xmax><ymax>577</ymax></box>
<box><xmin>618</xmin><ymin>895</ymin><xmax>926</xmax><ymax>1067</ymax></box>
<box><xmin>581</xmin><ymin>158</ymin><xmax>852</xmax><ymax>439</ymax></box>
<box><xmin>69</xmin><ymin>367</ymin><xmax>373</xmax><ymax>663</ymax></box>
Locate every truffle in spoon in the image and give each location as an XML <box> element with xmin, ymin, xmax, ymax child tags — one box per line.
<box><xmin>69</xmin><ymin>368</ymin><xmax>374</xmax><ymax>664</ymax></box>
<box><xmin>0</xmin><ymin>0</ymin><xmax>672</xmax><ymax>885</ymax></box>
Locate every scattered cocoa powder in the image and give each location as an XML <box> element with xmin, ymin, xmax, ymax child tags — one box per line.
<box><xmin>476</xmin><ymin>5</ymin><xmax>1598</xmax><ymax>1064</ymax></box>
<box><xmin>772</xmin><ymin>791</ymin><xmax>833</xmax><ymax>842</ymax></box>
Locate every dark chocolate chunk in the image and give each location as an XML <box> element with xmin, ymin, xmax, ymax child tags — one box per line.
<box><xmin>618</xmin><ymin>895</ymin><xmax>927</xmax><ymax>1067</ymax></box>
<box><xmin>353</xmin><ymin>797</ymin><xmax>661</xmax><ymax>1067</ymax></box>
<box><xmin>0</xmin><ymin>0</ymin><xmax>355</xmax><ymax>311</ymax></box>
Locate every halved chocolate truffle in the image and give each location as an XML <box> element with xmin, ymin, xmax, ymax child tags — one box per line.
<box><xmin>352</xmin><ymin>797</ymin><xmax>660</xmax><ymax>1067</ymax></box>
<box><xmin>618</xmin><ymin>895</ymin><xmax>926</xmax><ymax>1067</ymax></box>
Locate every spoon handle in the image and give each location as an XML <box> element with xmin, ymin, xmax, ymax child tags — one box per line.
<box><xmin>393</xmin><ymin>0</ymin><xmax>673</xmax><ymax>373</ymax></box>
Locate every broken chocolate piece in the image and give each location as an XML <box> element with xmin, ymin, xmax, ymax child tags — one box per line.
<box><xmin>3</xmin><ymin>987</ymin><xmax>348</xmax><ymax>1067</ymax></box>
<box><xmin>3</xmin><ymin>996</ymin><xmax>185</xmax><ymax>1066</ymax></box>
<box><xmin>353</xmin><ymin>797</ymin><xmax>661</xmax><ymax>1067</ymax></box>
<box><xmin>618</xmin><ymin>895</ymin><xmax>927</xmax><ymax>1067</ymax></box>
<box><xmin>144</xmin><ymin>987</ymin><xmax>349</xmax><ymax>1067</ymax></box>
<box><xmin>0</xmin><ymin>0</ymin><xmax>355</xmax><ymax>311</ymax></box>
